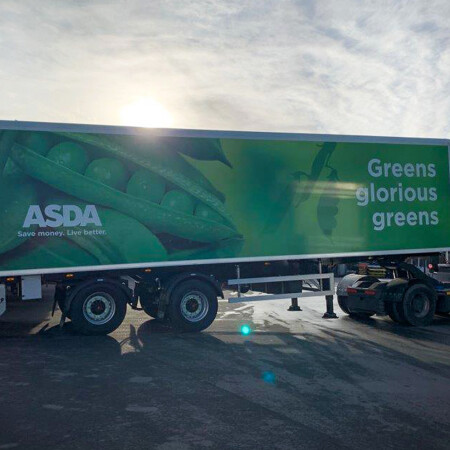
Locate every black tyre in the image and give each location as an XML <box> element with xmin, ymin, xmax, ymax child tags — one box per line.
<box><xmin>70</xmin><ymin>283</ymin><xmax>127</xmax><ymax>335</ymax></box>
<box><xmin>143</xmin><ymin>304</ymin><xmax>159</xmax><ymax>319</ymax></box>
<box><xmin>168</xmin><ymin>280</ymin><xmax>218</xmax><ymax>332</ymax></box>
<box><xmin>142</xmin><ymin>303</ymin><xmax>168</xmax><ymax>322</ymax></box>
<box><xmin>55</xmin><ymin>285</ymin><xmax>71</xmax><ymax>319</ymax></box>
<box><xmin>386</xmin><ymin>301</ymin><xmax>407</xmax><ymax>324</ymax></box>
<box><xmin>401</xmin><ymin>284</ymin><xmax>436</xmax><ymax>326</ymax></box>
<box><xmin>337</xmin><ymin>295</ymin><xmax>350</xmax><ymax>314</ymax></box>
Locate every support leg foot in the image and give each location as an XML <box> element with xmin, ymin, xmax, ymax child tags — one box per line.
<box><xmin>288</xmin><ymin>298</ymin><xmax>302</xmax><ymax>311</ymax></box>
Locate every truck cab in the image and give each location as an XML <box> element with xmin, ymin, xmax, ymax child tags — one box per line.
<box><xmin>337</xmin><ymin>260</ymin><xmax>450</xmax><ymax>325</ymax></box>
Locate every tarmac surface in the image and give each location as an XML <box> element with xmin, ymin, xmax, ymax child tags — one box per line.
<box><xmin>1</xmin><ymin>287</ymin><xmax>450</xmax><ymax>449</ymax></box>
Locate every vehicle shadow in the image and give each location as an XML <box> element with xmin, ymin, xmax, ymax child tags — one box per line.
<box><xmin>3</xmin><ymin>314</ymin><xmax>450</xmax><ymax>450</ymax></box>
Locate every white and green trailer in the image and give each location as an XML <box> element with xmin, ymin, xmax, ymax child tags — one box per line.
<box><xmin>0</xmin><ymin>120</ymin><xmax>449</xmax><ymax>333</ymax></box>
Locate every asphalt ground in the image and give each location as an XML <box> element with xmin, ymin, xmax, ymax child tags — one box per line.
<box><xmin>1</xmin><ymin>287</ymin><xmax>450</xmax><ymax>449</ymax></box>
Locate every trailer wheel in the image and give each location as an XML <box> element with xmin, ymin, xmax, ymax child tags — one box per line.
<box><xmin>143</xmin><ymin>304</ymin><xmax>167</xmax><ymax>321</ymax></box>
<box><xmin>70</xmin><ymin>283</ymin><xmax>127</xmax><ymax>335</ymax></box>
<box><xmin>337</xmin><ymin>295</ymin><xmax>351</xmax><ymax>314</ymax></box>
<box><xmin>401</xmin><ymin>284</ymin><xmax>436</xmax><ymax>327</ymax></box>
<box><xmin>168</xmin><ymin>279</ymin><xmax>218</xmax><ymax>332</ymax></box>
<box><xmin>55</xmin><ymin>286</ymin><xmax>71</xmax><ymax>319</ymax></box>
<box><xmin>143</xmin><ymin>304</ymin><xmax>158</xmax><ymax>319</ymax></box>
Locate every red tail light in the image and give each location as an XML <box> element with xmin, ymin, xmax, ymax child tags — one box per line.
<box><xmin>365</xmin><ymin>289</ymin><xmax>377</xmax><ymax>295</ymax></box>
<box><xmin>347</xmin><ymin>287</ymin><xmax>357</xmax><ymax>294</ymax></box>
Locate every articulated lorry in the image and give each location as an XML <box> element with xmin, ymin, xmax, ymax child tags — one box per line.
<box><xmin>0</xmin><ymin>121</ymin><xmax>449</xmax><ymax>334</ymax></box>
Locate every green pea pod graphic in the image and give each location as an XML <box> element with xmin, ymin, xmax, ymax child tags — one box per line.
<box><xmin>58</xmin><ymin>132</ymin><xmax>230</xmax><ymax>217</ymax></box>
<box><xmin>10</xmin><ymin>143</ymin><xmax>240</xmax><ymax>244</ymax></box>
<box><xmin>0</xmin><ymin>131</ymin><xmax>18</xmax><ymax>175</ymax></box>
<box><xmin>112</xmin><ymin>134</ymin><xmax>227</xmax><ymax>203</ymax></box>
<box><xmin>165</xmin><ymin>136</ymin><xmax>232</xmax><ymax>168</ymax></box>
<box><xmin>263</xmin><ymin>142</ymin><xmax>337</xmax><ymax>233</ymax></box>
<box><xmin>167</xmin><ymin>237</ymin><xmax>244</xmax><ymax>261</ymax></box>
<box><xmin>69</xmin><ymin>207</ymin><xmax>168</xmax><ymax>264</ymax></box>
<box><xmin>0</xmin><ymin>238</ymin><xmax>100</xmax><ymax>270</ymax></box>
<box><xmin>293</xmin><ymin>142</ymin><xmax>337</xmax><ymax>206</ymax></box>
<box><xmin>0</xmin><ymin>175</ymin><xmax>39</xmax><ymax>254</ymax></box>
<box><xmin>317</xmin><ymin>169</ymin><xmax>340</xmax><ymax>237</ymax></box>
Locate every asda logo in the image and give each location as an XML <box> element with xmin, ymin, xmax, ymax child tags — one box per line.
<box><xmin>23</xmin><ymin>205</ymin><xmax>102</xmax><ymax>228</ymax></box>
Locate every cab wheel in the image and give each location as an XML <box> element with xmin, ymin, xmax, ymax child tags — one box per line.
<box><xmin>350</xmin><ymin>312</ymin><xmax>375</xmax><ymax>319</ymax></box>
<box><xmin>401</xmin><ymin>284</ymin><xmax>436</xmax><ymax>326</ymax></box>
<box><xmin>386</xmin><ymin>301</ymin><xmax>407</xmax><ymax>324</ymax></box>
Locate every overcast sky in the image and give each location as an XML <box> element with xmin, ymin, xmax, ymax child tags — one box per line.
<box><xmin>0</xmin><ymin>0</ymin><xmax>449</xmax><ymax>138</ymax></box>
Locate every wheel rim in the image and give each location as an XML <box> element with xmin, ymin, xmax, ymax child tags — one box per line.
<box><xmin>180</xmin><ymin>291</ymin><xmax>209</xmax><ymax>322</ymax></box>
<box><xmin>83</xmin><ymin>292</ymin><xmax>116</xmax><ymax>325</ymax></box>
<box><xmin>410</xmin><ymin>292</ymin><xmax>430</xmax><ymax>319</ymax></box>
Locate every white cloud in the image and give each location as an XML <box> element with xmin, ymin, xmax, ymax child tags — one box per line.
<box><xmin>0</xmin><ymin>0</ymin><xmax>448</xmax><ymax>138</ymax></box>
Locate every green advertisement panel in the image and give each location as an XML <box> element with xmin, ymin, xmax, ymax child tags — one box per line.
<box><xmin>0</xmin><ymin>127</ymin><xmax>449</xmax><ymax>274</ymax></box>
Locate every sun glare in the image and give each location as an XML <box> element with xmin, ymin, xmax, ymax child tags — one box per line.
<box><xmin>120</xmin><ymin>97</ymin><xmax>173</xmax><ymax>128</ymax></box>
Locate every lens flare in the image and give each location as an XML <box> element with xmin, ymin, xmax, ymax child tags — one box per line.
<box><xmin>240</xmin><ymin>324</ymin><xmax>252</xmax><ymax>336</ymax></box>
<box><xmin>262</xmin><ymin>371</ymin><xmax>276</xmax><ymax>384</ymax></box>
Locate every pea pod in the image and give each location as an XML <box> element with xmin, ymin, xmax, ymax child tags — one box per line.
<box><xmin>114</xmin><ymin>135</ymin><xmax>228</xmax><ymax>201</ymax></box>
<box><xmin>167</xmin><ymin>136</ymin><xmax>232</xmax><ymax>167</ymax></box>
<box><xmin>0</xmin><ymin>175</ymin><xmax>39</xmax><ymax>254</ymax></box>
<box><xmin>64</xmin><ymin>232</ymin><xmax>123</xmax><ymax>265</ymax></box>
<box><xmin>0</xmin><ymin>238</ymin><xmax>99</xmax><ymax>270</ymax></box>
<box><xmin>317</xmin><ymin>169</ymin><xmax>340</xmax><ymax>237</ymax></box>
<box><xmin>10</xmin><ymin>144</ymin><xmax>240</xmax><ymax>244</ymax></box>
<box><xmin>167</xmin><ymin>237</ymin><xmax>244</xmax><ymax>261</ymax></box>
<box><xmin>57</xmin><ymin>132</ymin><xmax>230</xmax><ymax>221</ymax></box>
<box><xmin>63</xmin><ymin>205</ymin><xmax>168</xmax><ymax>264</ymax></box>
<box><xmin>293</xmin><ymin>142</ymin><xmax>337</xmax><ymax>205</ymax></box>
<box><xmin>0</xmin><ymin>131</ymin><xmax>18</xmax><ymax>175</ymax></box>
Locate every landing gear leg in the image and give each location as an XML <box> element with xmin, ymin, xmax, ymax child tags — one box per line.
<box><xmin>288</xmin><ymin>297</ymin><xmax>302</xmax><ymax>311</ymax></box>
<box><xmin>323</xmin><ymin>295</ymin><xmax>338</xmax><ymax>319</ymax></box>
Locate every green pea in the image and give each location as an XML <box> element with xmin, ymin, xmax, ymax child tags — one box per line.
<box><xmin>47</xmin><ymin>142</ymin><xmax>89</xmax><ymax>173</ymax></box>
<box><xmin>17</xmin><ymin>132</ymin><xmax>53</xmax><ymax>156</ymax></box>
<box><xmin>85</xmin><ymin>158</ymin><xmax>128</xmax><ymax>191</ymax></box>
<box><xmin>161</xmin><ymin>190</ymin><xmax>195</xmax><ymax>215</ymax></box>
<box><xmin>126</xmin><ymin>168</ymin><xmax>166</xmax><ymax>203</ymax></box>
<box><xmin>0</xmin><ymin>176</ymin><xmax>38</xmax><ymax>254</ymax></box>
<box><xmin>195</xmin><ymin>203</ymin><xmax>223</xmax><ymax>223</ymax></box>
